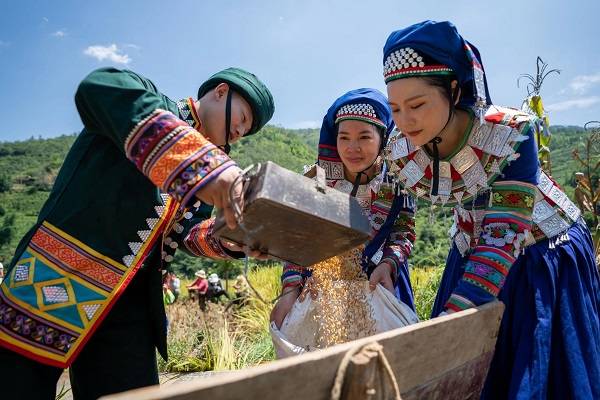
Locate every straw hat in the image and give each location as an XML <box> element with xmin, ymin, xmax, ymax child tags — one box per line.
<box><xmin>195</xmin><ymin>270</ymin><xmax>207</xmax><ymax>279</ymax></box>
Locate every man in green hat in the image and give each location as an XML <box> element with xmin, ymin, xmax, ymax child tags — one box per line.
<box><xmin>0</xmin><ymin>66</ymin><xmax>274</xmax><ymax>399</ymax></box>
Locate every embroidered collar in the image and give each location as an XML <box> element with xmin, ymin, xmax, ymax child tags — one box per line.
<box><xmin>385</xmin><ymin>106</ymin><xmax>531</xmax><ymax>206</ymax></box>
<box><xmin>332</xmin><ymin>175</ymin><xmax>384</xmax><ymax>222</ymax></box>
<box><xmin>176</xmin><ymin>97</ymin><xmax>202</xmax><ymax>130</ymax></box>
<box><xmin>327</xmin><ymin>166</ymin><xmax>384</xmax><ymax>212</ymax></box>
<box><xmin>331</xmin><ymin>174</ymin><xmax>383</xmax><ymax>198</ymax></box>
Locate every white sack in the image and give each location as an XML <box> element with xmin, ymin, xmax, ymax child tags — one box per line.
<box><xmin>270</xmin><ymin>281</ymin><xmax>419</xmax><ymax>358</ymax></box>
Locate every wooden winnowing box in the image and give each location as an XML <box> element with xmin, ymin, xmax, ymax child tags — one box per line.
<box><xmin>213</xmin><ymin>161</ymin><xmax>370</xmax><ymax>267</ymax></box>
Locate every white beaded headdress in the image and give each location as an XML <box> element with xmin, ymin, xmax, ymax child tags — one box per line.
<box><xmin>383</xmin><ymin>47</ymin><xmax>454</xmax><ymax>82</ymax></box>
<box><xmin>334</xmin><ymin>103</ymin><xmax>386</xmax><ymax>129</ymax></box>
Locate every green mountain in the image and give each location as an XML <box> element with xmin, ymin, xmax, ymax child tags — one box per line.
<box><xmin>545</xmin><ymin>126</ymin><xmax>592</xmax><ymax>194</ymax></box>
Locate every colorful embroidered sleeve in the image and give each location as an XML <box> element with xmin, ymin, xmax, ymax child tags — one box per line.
<box><xmin>370</xmin><ymin>184</ymin><xmax>416</xmax><ymax>279</ymax></box>
<box><xmin>181</xmin><ymin>218</ymin><xmax>241</xmax><ymax>260</ymax></box>
<box><xmin>74</xmin><ymin>67</ymin><xmax>236</xmax><ymax>207</ymax></box>
<box><xmin>380</xmin><ymin>205</ymin><xmax>416</xmax><ymax>275</ymax></box>
<box><xmin>445</xmin><ymin>180</ymin><xmax>537</xmax><ymax>312</ymax></box>
<box><xmin>163</xmin><ymin>202</ymin><xmax>244</xmax><ymax>261</ymax></box>
<box><xmin>281</xmin><ymin>262</ymin><xmax>311</xmax><ymax>291</ymax></box>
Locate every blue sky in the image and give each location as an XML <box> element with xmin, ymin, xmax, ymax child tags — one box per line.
<box><xmin>1</xmin><ymin>0</ymin><xmax>599</xmax><ymax>141</ymax></box>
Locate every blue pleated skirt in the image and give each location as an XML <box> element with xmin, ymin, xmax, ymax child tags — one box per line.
<box><xmin>431</xmin><ymin>220</ymin><xmax>600</xmax><ymax>399</ymax></box>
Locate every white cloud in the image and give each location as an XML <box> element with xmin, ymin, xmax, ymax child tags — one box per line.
<box><xmin>568</xmin><ymin>73</ymin><xmax>600</xmax><ymax>94</ymax></box>
<box><xmin>288</xmin><ymin>120</ymin><xmax>321</xmax><ymax>129</ymax></box>
<box><xmin>83</xmin><ymin>44</ymin><xmax>131</xmax><ymax>64</ymax></box>
<box><xmin>123</xmin><ymin>43</ymin><xmax>141</xmax><ymax>50</ymax></box>
<box><xmin>52</xmin><ymin>30</ymin><xmax>67</xmax><ymax>38</ymax></box>
<box><xmin>42</xmin><ymin>17</ymin><xmax>49</xmax><ymax>23</ymax></box>
<box><xmin>546</xmin><ymin>96</ymin><xmax>600</xmax><ymax>112</ymax></box>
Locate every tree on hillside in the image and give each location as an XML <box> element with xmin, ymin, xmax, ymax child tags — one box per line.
<box><xmin>0</xmin><ymin>213</ymin><xmax>16</xmax><ymax>250</ymax></box>
<box><xmin>0</xmin><ymin>175</ymin><xmax>10</xmax><ymax>193</ymax></box>
<box><xmin>572</xmin><ymin>122</ymin><xmax>600</xmax><ymax>226</ymax></box>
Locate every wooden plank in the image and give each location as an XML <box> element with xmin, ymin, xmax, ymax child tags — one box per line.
<box><xmin>102</xmin><ymin>302</ymin><xmax>504</xmax><ymax>400</ymax></box>
<box><xmin>402</xmin><ymin>351</ymin><xmax>495</xmax><ymax>400</ymax></box>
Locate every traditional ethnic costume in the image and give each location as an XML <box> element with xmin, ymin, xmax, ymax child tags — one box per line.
<box><xmin>281</xmin><ymin>89</ymin><xmax>416</xmax><ymax>309</ymax></box>
<box><xmin>0</xmin><ymin>67</ymin><xmax>274</xmax><ymax>399</ymax></box>
<box><xmin>383</xmin><ymin>20</ymin><xmax>600</xmax><ymax>399</ymax></box>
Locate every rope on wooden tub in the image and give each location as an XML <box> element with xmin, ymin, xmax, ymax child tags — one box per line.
<box><xmin>330</xmin><ymin>341</ymin><xmax>401</xmax><ymax>400</ymax></box>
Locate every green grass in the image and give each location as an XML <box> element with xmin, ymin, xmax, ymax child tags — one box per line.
<box><xmin>411</xmin><ymin>267</ymin><xmax>444</xmax><ymax>320</ymax></box>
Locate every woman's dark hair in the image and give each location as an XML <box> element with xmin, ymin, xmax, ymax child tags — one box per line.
<box><xmin>422</xmin><ymin>75</ymin><xmax>460</xmax><ymax>110</ymax></box>
<box><xmin>335</xmin><ymin>122</ymin><xmax>387</xmax><ymax>150</ymax></box>
<box><xmin>376</xmin><ymin>125</ymin><xmax>387</xmax><ymax>150</ymax></box>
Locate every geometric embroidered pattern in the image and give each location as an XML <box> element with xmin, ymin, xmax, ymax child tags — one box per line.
<box><xmin>42</xmin><ymin>286</ymin><xmax>69</xmax><ymax>304</ymax></box>
<box><xmin>381</xmin><ymin>207</ymin><xmax>415</xmax><ymax>271</ymax></box>
<box><xmin>184</xmin><ymin>218</ymin><xmax>230</xmax><ymax>260</ymax></box>
<box><xmin>82</xmin><ymin>304</ymin><xmax>101</xmax><ymax>321</ymax></box>
<box><xmin>384</xmin><ymin>47</ymin><xmax>454</xmax><ymax>83</ymax></box>
<box><xmin>450</xmin><ymin>180</ymin><xmax>579</xmax><ymax>257</ymax></box>
<box><xmin>385</xmin><ymin>106</ymin><xmax>530</xmax><ymax>207</ymax></box>
<box><xmin>124</xmin><ymin>109</ymin><xmax>236</xmax><ymax>206</ymax></box>
<box><xmin>176</xmin><ymin>97</ymin><xmax>201</xmax><ymax>130</ymax></box>
<box><xmin>373</xmin><ymin>184</ymin><xmax>415</xmax><ymax>272</ymax></box>
<box><xmin>318</xmin><ymin>159</ymin><xmax>345</xmax><ymax>181</ymax></box>
<box><xmin>30</xmin><ymin>223</ymin><xmax>125</xmax><ymax>292</ymax></box>
<box><xmin>123</xmin><ymin>193</ymin><xmax>177</xmax><ymax>268</ymax></box>
<box><xmin>33</xmin><ymin>278</ymin><xmax>77</xmax><ymax>312</ymax></box>
<box><xmin>444</xmin><ymin>180</ymin><xmax>537</xmax><ymax>312</ymax></box>
<box><xmin>10</xmin><ymin>257</ymin><xmax>35</xmax><ymax>289</ymax></box>
<box><xmin>14</xmin><ymin>264</ymin><xmax>30</xmax><ymax>282</ymax></box>
<box><xmin>335</xmin><ymin>103</ymin><xmax>386</xmax><ymax>129</ymax></box>
<box><xmin>446</xmin><ymin>293</ymin><xmax>476</xmax><ymax>313</ymax></box>
<box><xmin>167</xmin><ymin>148</ymin><xmax>232</xmax><ymax>207</ymax></box>
<box><xmin>0</xmin><ymin>202</ymin><xmax>179</xmax><ymax>368</ymax></box>
<box><xmin>0</xmin><ymin>294</ymin><xmax>78</xmax><ymax>358</ymax></box>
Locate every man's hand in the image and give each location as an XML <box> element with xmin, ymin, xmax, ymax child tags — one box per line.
<box><xmin>369</xmin><ymin>262</ymin><xmax>395</xmax><ymax>294</ymax></box>
<box><xmin>195</xmin><ymin>166</ymin><xmax>243</xmax><ymax>230</ymax></box>
<box><xmin>270</xmin><ymin>287</ymin><xmax>301</xmax><ymax>329</ymax></box>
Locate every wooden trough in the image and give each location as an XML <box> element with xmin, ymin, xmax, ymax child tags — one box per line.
<box><xmin>102</xmin><ymin>302</ymin><xmax>504</xmax><ymax>400</ymax></box>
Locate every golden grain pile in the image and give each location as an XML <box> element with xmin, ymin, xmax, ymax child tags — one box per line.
<box><xmin>310</xmin><ymin>246</ymin><xmax>376</xmax><ymax>347</ymax></box>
